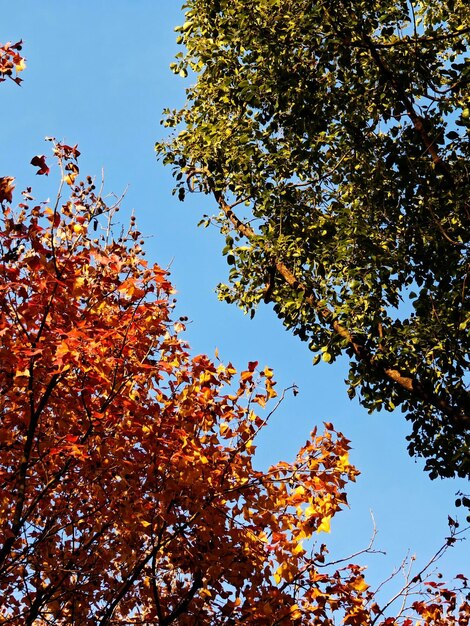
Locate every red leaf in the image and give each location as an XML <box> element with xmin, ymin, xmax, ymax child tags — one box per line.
<box><xmin>30</xmin><ymin>155</ymin><xmax>50</xmax><ymax>175</ymax></box>
<box><xmin>65</xmin><ymin>434</ymin><xmax>79</xmax><ymax>443</ymax></box>
<box><xmin>62</xmin><ymin>143</ymin><xmax>81</xmax><ymax>159</ymax></box>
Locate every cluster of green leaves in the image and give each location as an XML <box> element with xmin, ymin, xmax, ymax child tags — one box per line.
<box><xmin>157</xmin><ymin>0</ymin><xmax>470</xmax><ymax>480</ymax></box>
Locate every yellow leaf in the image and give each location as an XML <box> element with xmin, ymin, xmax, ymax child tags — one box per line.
<box><xmin>337</xmin><ymin>452</ymin><xmax>350</xmax><ymax>472</ymax></box>
<box><xmin>15</xmin><ymin>58</ymin><xmax>26</xmax><ymax>72</ymax></box>
<box><xmin>14</xmin><ymin>368</ymin><xmax>30</xmax><ymax>379</ymax></box>
<box><xmin>351</xmin><ymin>576</ymin><xmax>369</xmax><ymax>593</ymax></box>
<box><xmin>317</xmin><ymin>515</ymin><xmax>331</xmax><ymax>533</ymax></box>
<box><xmin>274</xmin><ymin>561</ymin><xmax>295</xmax><ymax>584</ymax></box>
<box><xmin>64</xmin><ymin>173</ymin><xmax>78</xmax><ymax>186</ymax></box>
<box><xmin>263</xmin><ymin>366</ymin><xmax>274</xmax><ymax>379</ymax></box>
<box><xmin>304</xmin><ymin>503</ymin><xmax>316</xmax><ymax>518</ymax></box>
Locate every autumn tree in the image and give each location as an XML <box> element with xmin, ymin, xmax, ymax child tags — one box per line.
<box><xmin>1</xmin><ymin>140</ymin><xmax>469</xmax><ymax>624</ymax></box>
<box><xmin>157</xmin><ymin>0</ymin><xmax>470</xmax><ymax>481</ymax></box>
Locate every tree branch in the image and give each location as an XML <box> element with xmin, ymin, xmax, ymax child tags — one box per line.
<box><xmin>361</xmin><ymin>33</ymin><xmax>455</xmax><ymax>185</ymax></box>
<box><xmin>343</xmin><ymin>27</ymin><xmax>470</xmax><ymax>49</ymax></box>
<box><xmin>0</xmin><ymin>372</ymin><xmax>61</xmax><ymax>569</ymax></box>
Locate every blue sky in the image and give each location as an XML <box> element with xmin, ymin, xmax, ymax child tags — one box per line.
<box><xmin>2</xmin><ymin>0</ymin><xmax>468</xmax><ymax>599</ymax></box>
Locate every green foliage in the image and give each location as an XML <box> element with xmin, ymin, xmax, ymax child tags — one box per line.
<box><xmin>157</xmin><ymin>0</ymin><xmax>470</xmax><ymax>480</ymax></box>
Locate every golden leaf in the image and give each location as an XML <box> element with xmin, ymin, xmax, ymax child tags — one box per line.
<box><xmin>317</xmin><ymin>516</ymin><xmax>332</xmax><ymax>534</ymax></box>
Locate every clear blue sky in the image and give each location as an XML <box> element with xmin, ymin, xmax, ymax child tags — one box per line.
<box><xmin>1</xmin><ymin>0</ymin><xmax>468</xmax><ymax>598</ymax></box>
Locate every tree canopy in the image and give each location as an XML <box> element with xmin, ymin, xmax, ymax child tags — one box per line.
<box><xmin>0</xmin><ymin>143</ymin><xmax>350</xmax><ymax>623</ymax></box>
<box><xmin>1</xmin><ymin>30</ymin><xmax>470</xmax><ymax>625</ymax></box>
<box><xmin>1</xmin><ymin>133</ymin><xmax>469</xmax><ymax>626</ymax></box>
<box><xmin>157</xmin><ymin>0</ymin><xmax>470</xmax><ymax>481</ymax></box>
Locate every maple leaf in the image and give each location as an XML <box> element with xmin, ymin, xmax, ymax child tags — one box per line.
<box><xmin>57</xmin><ymin>142</ymin><xmax>81</xmax><ymax>159</ymax></box>
<box><xmin>30</xmin><ymin>154</ymin><xmax>50</xmax><ymax>175</ymax></box>
<box><xmin>317</xmin><ymin>515</ymin><xmax>332</xmax><ymax>534</ymax></box>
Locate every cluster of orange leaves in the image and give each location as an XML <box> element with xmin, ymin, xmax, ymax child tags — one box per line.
<box><xmin>0</xmin><ymin>143</ymin><xmax>361</xmax><ymax>624</ymax></box>
<box><xmin>0</xmin><ymin>55</ymin><xmax>468</xmax><ymax>625</ymax></box>
<box><xmin>0</xmin><ymin>40</ymin><xmax>26</xmax><ymax>85</ymax></box>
